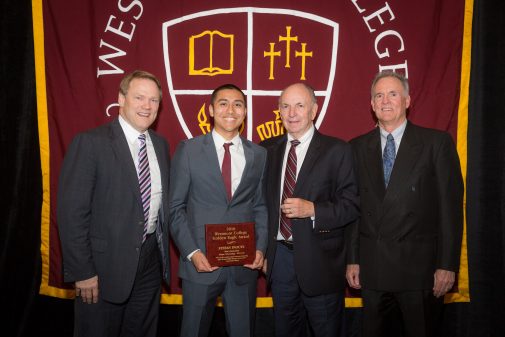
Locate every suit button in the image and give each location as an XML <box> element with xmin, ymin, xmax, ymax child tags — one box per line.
<box><xmin>138</xmin><ymin>221</ymin><xmax>143</xmax><ymax>225</ymax></box>
<box><xmin>136</xmin><ymin>248</ymin><xmax>140</xmax><ymax>253</ymax></box>
<box><xmin>367</xmin><ymin>212</ymin><xmax>371</xmax><ymax>216</ymax></box>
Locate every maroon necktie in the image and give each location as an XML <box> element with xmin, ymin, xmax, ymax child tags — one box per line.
<box><xmin>222</xmin><ymin>142</ymin><xmax>233</xmax><ymax>201</ymax></box>
<box><xmin>280</xmin><ymin>139</ymin><xmax>300</xmax><ymax>240</ymax></box>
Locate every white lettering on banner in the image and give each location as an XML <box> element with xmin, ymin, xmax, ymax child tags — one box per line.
<box><xmin>350</xmin><ymin>1</ymin><xmax>409</xmax><ymax>77</ymax></box>
<box><xmin>104</xmin><ymin>15</ymin><xmax>136</xmax><ymax>41</ymax></box>
<box><xmin>96</xmin><ymin>0</ymin><xmax>145</xmax><ymax>77</ymax></box>
<box><xmin>375</xmin><ymin>30</ymin><xmax>404</xmax><ymax>58</ymax></box>
<box><xmin>96</xmin><ymin>40</ymin><xmax>126</xmax><ymax>77</ymax></box>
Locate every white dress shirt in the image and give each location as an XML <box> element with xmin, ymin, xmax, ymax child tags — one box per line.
<box><xmin>212</xmin><ymin>130</ymin><xmax>246</xmax><ymax>197</ymax></box>
<box><xmin>277</xmin><ymin>125</ymin><xmax>315</xmax><ymax>241</ymax></box>
<box><xmin>119</xmin><ymin>115</ymin><xmax>162</xmax><ymax>235</ymax></box>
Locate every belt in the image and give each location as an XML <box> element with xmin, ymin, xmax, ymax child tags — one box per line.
<box><xmin>277</xmin><ymin>240</ymin><xmax>294</xmax><ymax>250</ymax></box>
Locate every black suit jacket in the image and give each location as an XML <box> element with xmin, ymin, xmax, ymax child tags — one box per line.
<box><xmin>57</xmin><ymin>118</ymin><xmax>171</xmax><ymax>303</ymax></box>
<box><xmin>347</xmin><ymin>121</ymin><xmax>463</xmax><ymax>291</ymax></box>
<box><xmin>261</xmin><ymin>129</ymin><xmax>359</xmax><ymax>296</ymax></box>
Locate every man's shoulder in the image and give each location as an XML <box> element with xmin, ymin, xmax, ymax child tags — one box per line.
<box><xmin>241</xmin><ymin>137</ymin><xmax>266</xmax><ymax>154</ymax></box>
<box><xmin>259</xmin><ymin>135</ymin><xmax>284</xmax><ymax>149</ymax></box>
<box><xmin>71</xmin><ymin>120</ymin><xmax>116</xmax><ymax>143</ymax></box>
<box><xmin>407</xmin><ymin>122</ymin><xmax>451</xmax><ymax>140</ymax></box>
<box><xmin>315</xmin><ymin>131</ymin><xmax>349</xmax><ymax>147</ymax></box>
<box><xmin>350</xmin><ymin>128</ymin><xmax>377</xmax><ymax>145</ymax></box>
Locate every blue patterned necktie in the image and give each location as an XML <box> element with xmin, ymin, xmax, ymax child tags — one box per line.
<box><xmin>138</xmin><ymin>134</ymin><xmax>151</xmax><ymax>242</ymax></box>
<box><xmin>383</xmin><ymin>133</ymin><xmax>396</xmax><ymax>187</ymax></box>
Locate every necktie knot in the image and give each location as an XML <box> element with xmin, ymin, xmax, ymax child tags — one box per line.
<box><xmin>138</xmin><ymin>133</ymin><xmax>146</xmax><ymax>143</ymax></box>
<box><xmin>223</xmin><ymin>142</ymin><xmax>233</xmax><ymax>151</ymax></box>
<box><xmin>291</xmin><ymin>139</ymin><xmax>301</xmax><ymax>147</ymax></box>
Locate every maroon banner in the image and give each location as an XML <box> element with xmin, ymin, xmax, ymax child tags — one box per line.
<box><xmin>37</xmin><ymin>0</ymin><xmax>466</xmax><ymax>305</ymax></box>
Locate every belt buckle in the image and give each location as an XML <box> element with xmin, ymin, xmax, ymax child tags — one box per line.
<box><xmin>278</xmin><ymin>240</ymin><xmax>293</xmax><ymax>250</ymax></box>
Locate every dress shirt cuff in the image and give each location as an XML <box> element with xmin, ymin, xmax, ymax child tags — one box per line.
<box><xmin>187</xmin><ymin>249</ymin><xmax>200</xmax><ymax>261</ymax></box>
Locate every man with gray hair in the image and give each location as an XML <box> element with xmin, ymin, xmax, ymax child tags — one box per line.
<box><xmin>346</xmin><ymin>71</ymin><xmax>464</xmax><ymax>337</ymax></box>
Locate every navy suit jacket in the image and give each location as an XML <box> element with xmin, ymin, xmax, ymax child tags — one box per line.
<box><xmin>261</xmin><ymin>130</ymin><xmax>360</xmax><ymax>296</ymax></box>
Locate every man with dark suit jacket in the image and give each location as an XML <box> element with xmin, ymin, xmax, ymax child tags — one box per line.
<box><xmin>260</xmin><ymin>83</ymin><xmax>360</xmax><ymax>337</ymax></box>
<box><xmin>57</xmin><ymin>70</ymin><xmax>171</xmax><ymax>337</ymax></box>
<box><xmin>169</xmin><ymin>84</ymin><xmax>268</xmax><ymax>337</ymax></box>
<box><xmin>346</xmin><ymin>71</ymin><xmax>464</xmax><ymax>337</ymax></box>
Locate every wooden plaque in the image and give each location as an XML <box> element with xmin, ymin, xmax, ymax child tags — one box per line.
<box><xmin>205</xmin><ymin>222</ymin><xmax>255</xmax><ymax>267</ymax></box>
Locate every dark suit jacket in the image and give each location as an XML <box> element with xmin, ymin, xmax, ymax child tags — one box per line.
<box><xmin>169</xmin><ymin>132</ymin><xmax>268</xmax><ymax>285</ymax></box>
<box><xmin>57</xmin><ymin>118</ymin><xmax>171</xmax><ymax>303</ymax></box>
<box><xmin>347</xmin><ymin>121</ymin><xmax>463</xmax><ymax>291</ymax></box>
<box><xmin>261</xmin><ymin>130</ymin><xmax>360</xmax><ymax>296</ymax></box>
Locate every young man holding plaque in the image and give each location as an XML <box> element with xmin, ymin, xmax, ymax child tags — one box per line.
<box><xmin>260</xmin><ymin>83</ymin><xmax>360</xmax><ymax>337</ymax></box>
<box><xmin>169</xmin><ymin>84</ymin><xmax>268</xmax><ymax>337</ymax></box>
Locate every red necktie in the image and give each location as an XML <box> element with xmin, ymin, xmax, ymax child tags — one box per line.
<box><xmin>280</xmin><ymin>139</ymin><xmax>300</xmax><ymax>240</ymax></box>
<box><xmin>222</xmin><ymin>142</ymin><xmax>233</xmax><ymax>201</ymax></box>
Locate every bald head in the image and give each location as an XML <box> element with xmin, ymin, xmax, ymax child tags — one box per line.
<box><xmin>278</xmin><ymin>83</ymin><xmax>318</xmax><ymax>139</ymax></box>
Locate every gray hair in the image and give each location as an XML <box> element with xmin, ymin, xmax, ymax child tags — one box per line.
<box><xmin>370</xmin><ymin>71</ymin><xmax>409</xmax><ymax>98</ymax></box>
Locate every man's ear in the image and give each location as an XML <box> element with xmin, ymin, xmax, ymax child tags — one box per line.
<box><xmin>209</xmin><ymin>104</ymin><xmax>214</xmax><ymax>117</ymax></box>
<box><xmin>311</xmin><ymin>103</ymin><xmax>318</xmax><ymax>121</ymax></box>
<box><xmin>118</xmin><ymin>93</ymin><xmax>125</xmax><ymax>107</ymax></box>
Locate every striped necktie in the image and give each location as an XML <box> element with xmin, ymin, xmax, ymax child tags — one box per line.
<box><xmin>138</xmin><ymin>134</ymin><xmax>151</xmax><ymax>242</ymax></box>
<box><xmin>280</xmin><ymin>139</ymin><xmax>300</xmax><ymax>240</ymax></box>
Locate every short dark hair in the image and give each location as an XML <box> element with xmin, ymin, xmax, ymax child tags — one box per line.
<box><xmin>210</xmin><ymin>84</ymin><xmax>247</xmax><ymax>107</ymax></box>
<box><xmin>370</xmin><ymin>71</ymin><xmax>409</xmax><ymax>98</ymax></box>
<box><xmin>119</xmin><ymin>70</ymin><xmax>162</xmax><ymax>99</ymax></box>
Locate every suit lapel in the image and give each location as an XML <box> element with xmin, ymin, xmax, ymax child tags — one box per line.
<box><xmin>365</xmin><ymin>128</ymin><xmax>387</xmax><ymax>200</ymax></box>
<box><xmin>150</xmin><ymin>131</ymin><xmax>169</xmax><ymax>195</ymax></box>
<box><xmin>202</xmin><ymin>133</ymin><xmax>229</xmax><ymax>203</ymax></box>
<box><xmin>109</xmin><ymin>119</ymin><xmax>142</xmax><ymax>203</ymax></box>
<box><xmin>294</xmin><ymin>130</ymin><xmax>321</xmax><ymax>195</ymax></box>
<box><xmin>271</xmin><ymin>136</ymin><xmax>288</xmax><ymax>229</ymax></box>
<box><xmin>232</xmin><ymin>137</ymin><xmax>254</xmax><ymax>202</ymax></box>
<box><xmin>382</xmin><ymin>122</ymin><xmax>423</xmax><ymax>208</ymax></box>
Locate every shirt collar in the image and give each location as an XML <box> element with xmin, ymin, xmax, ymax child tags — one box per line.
<box><xmin>379</xmin><ymin>119</ymin><xmax>407</xmax><ymax>140</ymax></box>
<box><xmin>287</xmin><ymin>124</ymin><xmax>315</xmax><ymax>145</ymax></box>
<box><xmin>118</xmin><ymin>115</ymin><xmax>148</xmax><ymax>145</ymax></box>
<box><xmin>212</xmin><ymin>129</ymin><xmax>242</xmax><ymax>150</ymax></box>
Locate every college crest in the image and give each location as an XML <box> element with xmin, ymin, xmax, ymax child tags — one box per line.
<box><xmin>162</xmin><ymin>7</ymin><xmax>339</xmax><ymax>142</ymax></box>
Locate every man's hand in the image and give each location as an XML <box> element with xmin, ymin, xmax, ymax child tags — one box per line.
<box><xmin>346</xmin><ymin>264</ymin><xmax>361</xmax><ymax>289</ymax></box>
<box><xmin>75</xmin><ymin>275</ymin><xmax>99</xmax><ymax>304</ymax></box>
<box><xmin>433</xmin><ymin>269</ymin><xmax>455</xmax><ymax>298</ymax></box>
<box><xmin>281</xmin><ymin>198</ymin><xmax>314</xmax><ymax>218</ymax></box>
<box><xmin>191</xmin><ymin>250</ymin><xmax>219</xmax><ymax>272</ymax></box>
<box><xmin>244</xmin><ymin>250</ymin><xmax>264</xmax><ymax>270</ymax></box>
<box><xmin>262</xmin><ymin>258</ymin><xmax>268</xmax><ymax>274</ymax></box>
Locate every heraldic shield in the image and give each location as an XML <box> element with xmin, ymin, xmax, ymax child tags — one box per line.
<box><xmin>162</xmin><ymin>7</ymin><xmax>339</xmax><ymax>142</ymax></box>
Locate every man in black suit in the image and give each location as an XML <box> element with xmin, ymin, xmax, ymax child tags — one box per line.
<box><xmin>346</xmin><ymin>71</ymin><xmax>464</xmax><ymax>337</ymax></box>
<box><xmin>260</xmin><ymin>83</ymin><xmax>360</xmax><ymax>337</ymax></box>
<box><xmin>58</xmin><ymin>70</ymin><xmax>171</xmax><ymax>337</ymax></box>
